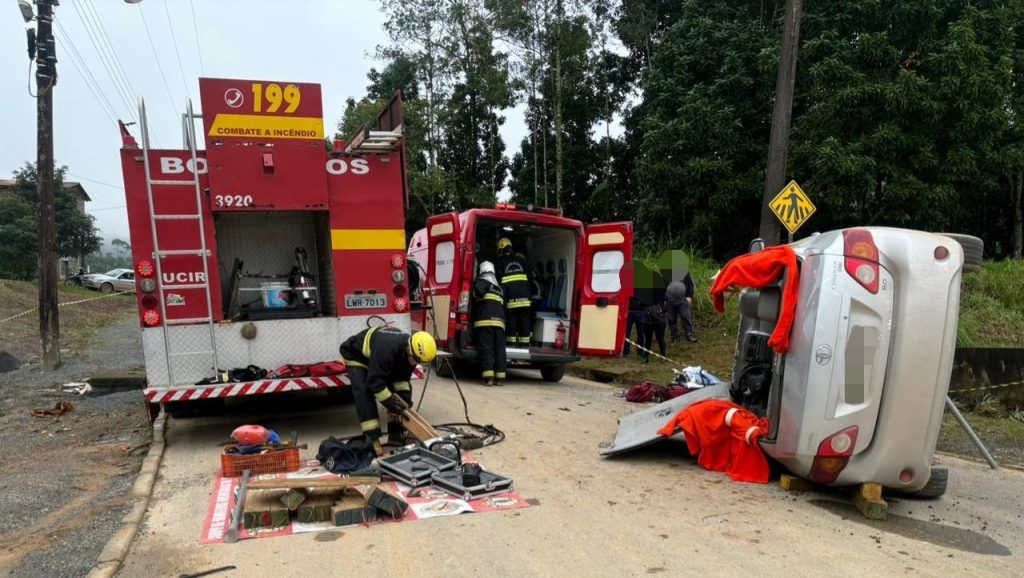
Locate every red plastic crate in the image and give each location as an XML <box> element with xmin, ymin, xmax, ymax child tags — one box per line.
<box><xmin>221</xmin><ymin>447</ymin><xmax>300</xmax><ymax>478</ymax></box>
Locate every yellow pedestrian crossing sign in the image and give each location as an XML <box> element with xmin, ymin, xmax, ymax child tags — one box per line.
<box><xmin>770</xmin><ymin>180</ymin><xmax>816</xmax><ymax>234</ymax></box>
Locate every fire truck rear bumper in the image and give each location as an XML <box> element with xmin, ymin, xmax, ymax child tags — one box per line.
<box><xmin>143</xmin><ymin>375</ymin><xmax>350</xmax><ymax>404</ymax></box>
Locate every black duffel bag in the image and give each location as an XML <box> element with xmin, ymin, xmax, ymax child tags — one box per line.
<box><xmin>316</xmin><ymin>435</ymin><xmax>374</xmax><ymax>474</ymax></box>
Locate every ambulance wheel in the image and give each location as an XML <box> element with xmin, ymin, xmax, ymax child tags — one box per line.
<box><xmin>540</xmin><ymin>363</ymin><xmax>566</xmax><ymax>382</ymax></box>
<box><xmin>100</xmin><ymin>282</ymin><xmax>114</xmax><ymax>294</ymax></box>
<box><xmin>938</xmin><ymin>233</ymin><xmax>983</xmax><ymax>272</ymax></box>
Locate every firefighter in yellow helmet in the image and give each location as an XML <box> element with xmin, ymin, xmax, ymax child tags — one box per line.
<box><xmin>339</xmin><ymin>328</ymin><xmax>436</xmax><ymax>449</ymax></box>
<box><xmin>496</xmin><ymin>238</ymin><xmax>533</xmax><ymax>346</ymax></box>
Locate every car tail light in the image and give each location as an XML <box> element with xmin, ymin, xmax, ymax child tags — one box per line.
<box><xmin>809</xmin><ymin>426</ymin><xmax>859</xmax><ymax>484</ymax></box>
<box><xmin>391</xmin><ymin>254</ymin><xmax>405</xmax><ymax>269</ymax></box>
<box><xmin>137</xmin><ymin>260</ymin><xmax>154</xmax><ymax>277</ymax></box>
<box><xmin>843</xmin><ymin>229</ymin><xmax>879</xmax><ymax>294</ymax></box>
<box><xmin>394</xmin><ymin>297</ymin><xmax>409</xmax><ymax>313</ymax></box>
<box><xmin>142</xmin><ymin>309</ymin><xmax>161</xmax><ymax>327</ymax></box>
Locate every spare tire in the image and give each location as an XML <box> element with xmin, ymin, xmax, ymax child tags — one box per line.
<box><xmin>937</xmin><ymin>233</ymin><xmax>983</xmax><ymax>272</ymax></box>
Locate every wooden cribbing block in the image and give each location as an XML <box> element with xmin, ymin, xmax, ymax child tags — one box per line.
<box><xmin>362</xmin><ymin>484</ymin><xmax>409</xmax><ymax>519</ymax></box>
<box><xmin>852</xmin><ymin>483</ymin><xmax>887</xmax><ymax>521</ymax></box>
<box><xmin>243</xmin><ymin>490</ymin><xmax>289</xmax><ymax>529</ymax></box>
<box><xmin>779</xmin><ymin>474</ymin><xmax>815</xmax><ymax>492</ymax></box>
<box><xmin>398</xmin><ymin>407</ymin><xmax>440</xmax><ymax>442</ymax></box>
<box><xmin>332</xmin><ymin>494</ymin><xmax>378</xmax><ymax>526</ymax></box>
<box><xmin>280</xmin><ymin>488</ymin><xmax>308</xmax><ymax>511</ymax></box>
<box><xmin>297</xmin><ymin>493</ymin><xmax>336</xmax><ymax>524</ymax></box>
<box><xmin>248</xmin><ymin>475</ymin><xmax>379</xmax><ymax>491</ymax></box>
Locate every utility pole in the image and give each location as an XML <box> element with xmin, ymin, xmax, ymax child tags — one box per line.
<box><xmin>759</xmin><ymin>0</ymin><xmax>802</xmax><ymax>246</ymax></box>
<box><xmin>22</xmin><ymin>0</ymin><xmax>61</xmax><ymax>369</ymax></box>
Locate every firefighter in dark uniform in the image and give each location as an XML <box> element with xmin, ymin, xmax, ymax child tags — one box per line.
<box><xmin>339</xmin><ymin>327</ymin><xmax>437</xmax><ymax>451</ymax></box>
<box><xmin>473</xmin><ymin>261</ymin><xmax>507</xmax><ymax>386</ymax></box>
<box><xmin>496</xmin><ymin>238</ymin><xmax>533</xmax><ymax>346</ymax></box>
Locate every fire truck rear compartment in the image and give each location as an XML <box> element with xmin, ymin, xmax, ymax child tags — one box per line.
<box><xmin>472</xmin><ymin>219</ymin><xmax>577</xmax><ymax>355</ymax></box>
<box><xmin>214</xmin><ymin>211</ymin><xmax>335</xmax><ymax>319</ymax></box>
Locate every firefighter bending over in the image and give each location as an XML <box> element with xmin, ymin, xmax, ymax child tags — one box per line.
<box><xmin>339</xmin><ymin>327</ymin><xmax>437</xmax><ymax>450</ymax></box>
<box><xmin>473</xmin><ymin>261</ymin><xmax>507</xmax><ymax>386</ymax></box>
<box><xmin>497</xmin><ymin>238</ymin><xmax>533</xmax><ymax>346</ymax></box>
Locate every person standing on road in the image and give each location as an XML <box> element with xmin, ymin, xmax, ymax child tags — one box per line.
<box><xmin>473</xmin><ymin>261</ymin><xmax>507</xmax><ymax>386</ymax></box>
<box><xmin>666</xmin><ymin>271</ymin><xmax>697</xmax><ymax>342</ymax></box>
<box><xmin>642</xmin><ymin>301</ymin><xmax>668</xmax><ymax>363</ymax></box>
<box><xmin>622</xmin><ymin>293</ymin><xmax>646</xmax><ymax>358</ymax></box>
<box><xmin>496</xmin><ymin>238</ymin><xmax>533</xmax><ymax>346</ymax></box>
<box><xmin>339</xmin><ymin>327</ymin><xmax>437</xmax><ymax>453</ymax></box>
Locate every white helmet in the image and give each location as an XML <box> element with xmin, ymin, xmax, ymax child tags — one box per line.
<box><xmin>479</xmin><ymin>261</ymin><xmax>495</xmax><ymax>276</ymax></box>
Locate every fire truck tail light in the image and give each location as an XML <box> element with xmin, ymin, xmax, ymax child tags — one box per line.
<box><xmin>393</xmin><ymin>284</ymin><xmax>407</xmax><ymax>298</ymax></box>
<box><xmin>394</xmin><ymin>298</ymin><xmax>409</xmax><ymax>313</ymax></box>
<box><xmin>139</xmin><ymin>278</ymin><xmax>157</xmax><ymax>293</ymax></box>
<box><xmin>137</xmin><ymin>260</ymin><xmax>155</xmax><ymax>277</ymax></box>
<box><xmin>142</xmin><ymin>310</ymin><xmax>161</xmax><ymax>327</ymax></box>
<box><xmin>141</xmin><ymin>295</ymin><xmax>158</xmax><ymax>309</ymax></box>
<box><xmin>391</xmin><ymin>254</ymin><xmax>405</xmax><ymax>269</ymax></box>
<box><xmin>392</xmin><ymin>269</ymin><xmax>406</xmax><ymax>284</ymax></box>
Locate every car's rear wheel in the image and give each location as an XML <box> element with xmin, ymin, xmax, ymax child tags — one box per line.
<box><xmin>100</xmin><ymin>282</ymin><xmax>114</xmax><ymax>294</ymax></box>
<box><xmin>901</xmin><ymin>466</ymin><xmax>948</xmax><ymax>499</ymax></box>
<box><xmin>938</xmin><ymin>233</ymin><xmax>983</xmax><ymax>272</ymax></box>
<box><xmin>540</xmin><ymin>363</ymin><xmax>566</xmax><ymax>382</ymax></box>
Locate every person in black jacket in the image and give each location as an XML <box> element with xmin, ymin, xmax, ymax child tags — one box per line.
<box><xmin>339</xmin><ymin>327</ymin><xmax>437</xmax><ymax>451</ymax></box>
<box><xmin>665</xmin><ymin>271</ymin><xmax>697</xmax><ymax>342</ymax></box>
<box><xmin>496</xmin><ymin>238</ymin><xmax>533</xmax><ymax>346</ymax></box>
<box><xmin>622</xmin><ymin>294</ymin><xmax>646</xmax><ymax>358</ymax></box>
<box><xmin>642</xmin><ymin>302</ymin><xmax>668</xmax><ymax>363</ymax></box>
<box><xmin>473</xmin><ymin>261</ymin><xmax>507</xmax><ymax>385</ymax></box>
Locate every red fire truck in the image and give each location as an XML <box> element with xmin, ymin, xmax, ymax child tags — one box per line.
<box><xmin>408</xmin><ymin>206</ymin><xmax>634</xmax><ymax>382</ymax></box>
<box><xmin>119</xmin><ymin>78</ymin><xmax>414</xmax><ymax>414</ymax></box>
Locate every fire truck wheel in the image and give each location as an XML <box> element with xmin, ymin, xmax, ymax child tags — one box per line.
<box><xmin>100</xmin><ymin>282</ymin><xmax>114</xmax><ymax>294</ymax></box>
<box><xmin>540</xmin><ymin>364</ymin><xmax>566</xmax><ymax>382</ymax></box>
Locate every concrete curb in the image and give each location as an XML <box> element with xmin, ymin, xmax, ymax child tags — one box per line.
<box><xmin>87</xmin><ymin>410</ymin><xmax>168</xmax><ymax>578</ymax></box>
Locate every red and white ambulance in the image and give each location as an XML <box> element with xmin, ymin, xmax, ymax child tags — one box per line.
<box><xmin>119</xmin><ymin>78</ymin><xmax>414</xmax><ymax>415</ymax></box>
<box><xmin>408</xmin><ymin>206</ymin><xmax>634</xmax><ymax>381</ymax></box>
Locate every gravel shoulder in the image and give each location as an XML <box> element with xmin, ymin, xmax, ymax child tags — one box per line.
<box><xmin>0</xmin><ymin>317</ymin><xmax>150</xmax><ymax>578</ymax></box>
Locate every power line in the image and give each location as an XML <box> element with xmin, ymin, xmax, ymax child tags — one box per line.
<box><xmin>163</xmin><ymin>0</ymin><xmax>192</xmax><ymax>99</ymax></box>
<box><xmin>189</xmin><ymin>0</ymin><xmax>205</xmax><ymax>76</ymax></box>
<box><xmin>67</xmin><ymin>0</ymin><xmax>135</xmax><ymax>118</ymax></box>
<box><xmin>138</xmin><ymin>4</ymin><xmax>179</xmax><ymax>116</ymax></box>
<box><xmin>52</xmin><ymin>22</ymin><xmax>118</xmax><ymax>125</ymax></box>
<box><xmin>68</xmin><ymin>173</ymin><xmax>123</xmax><ymax>189</ymax></box>
<box><xmin>81</xmin><ymin>0</ymin><xmax>139</xmax><ymax>115</ymax></box>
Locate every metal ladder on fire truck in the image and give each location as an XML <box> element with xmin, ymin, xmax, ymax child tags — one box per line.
<box><xmin>138</xmin><ymin>97</ymin><xmax>219</xmax><ymax>387</ymax></box>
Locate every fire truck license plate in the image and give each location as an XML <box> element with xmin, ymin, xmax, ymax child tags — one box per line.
<box><xmin>345</xmin><ymin>294</ymin><xmax>387</xmax><ymax>310</ymax></box>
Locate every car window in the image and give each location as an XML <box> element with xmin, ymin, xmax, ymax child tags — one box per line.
<box><xmin>104</xmin><ymin>269</ymin><xmax>121</xmax><ymax>277</ymax></box>
<box><xmin>120</xmin><ymin>272</ymin><xmax>134</xmax><ymax>280</ymax></box>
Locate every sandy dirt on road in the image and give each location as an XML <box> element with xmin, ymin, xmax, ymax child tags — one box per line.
<box><xmin>120</xmin><ymin>373</ymin><xmax>1023</xmax><ymax>578</ymax></box>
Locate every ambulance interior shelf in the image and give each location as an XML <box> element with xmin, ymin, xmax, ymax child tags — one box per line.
<box><xmin>471</xmin><ymin>219</ymin><xmax>576</xmax><ymax>350</ymax></box>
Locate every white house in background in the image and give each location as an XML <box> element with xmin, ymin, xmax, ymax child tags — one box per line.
<box><xmin>0</xmin><ymin>179</ymin><xmax>92</xmax><ymax>277</ymax></box>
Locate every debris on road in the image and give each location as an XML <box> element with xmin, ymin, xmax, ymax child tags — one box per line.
<box><xmin>30</xmin><ymin>400</ymin><xmax>74</xmax><ymax>417</ymax></box>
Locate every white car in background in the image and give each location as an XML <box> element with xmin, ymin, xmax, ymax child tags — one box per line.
<box><xmin>82</xmin><ymin>268</ymin><xmax>136</xmax><ymax>294</ymax></box>
<box><xmin>732</xmin><ymin>228</ymin><xmax>980</xmax><ymax>497</ymax></box>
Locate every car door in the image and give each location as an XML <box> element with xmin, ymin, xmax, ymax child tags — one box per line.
<box><xmin>116</xmin><ymin>271</ymin><xmax>135</xmax><ymax>293</ymax></box>
<box><xmin>424</xmin><ymin>212</ymin><xmax>461</xmax><ymax>347</ymax></box>
<box><xmin>575</xmin><ymin>222</ymin><xmax>633</xmax><ymax>356</ymax></box>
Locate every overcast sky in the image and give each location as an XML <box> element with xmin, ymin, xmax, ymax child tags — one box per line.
<box><xmin>1</xmin><ymin>0</ymin><xmax>528</xmax><ymax>244</ymax></box>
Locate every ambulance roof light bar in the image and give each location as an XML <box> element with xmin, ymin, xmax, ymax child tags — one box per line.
<box><xmin>344</xmin><ymin>125</ymin><xmax>404</xmax><ymax>154</ymax></box>
<box><xmin>495</xmin><ymin>202</ymin><xmax>562</xmax><ymax>217</ymax></box>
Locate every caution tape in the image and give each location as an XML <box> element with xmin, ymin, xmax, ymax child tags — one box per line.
<box><xmin>951</xmin><ymin>380</ymin><xmax>1024</xmax><ymax>393</ymax></box>
<box><xmin>0</xmin><ymin>290</ymin><xmax>130</xmax><ymax>325</ymax></box>
<box><xmin>624</xmin><ymin>338</ymin><xmax>684</xmax><ymax>365</ymax></box>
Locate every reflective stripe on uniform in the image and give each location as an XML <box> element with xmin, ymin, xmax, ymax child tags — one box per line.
<box><xmin>517</xmin><ymin>336</ymin><xmax>531</xmax><ymax>344</ymax></box>
<box><xmin>341</xmin><ymin>357</ymin><xmax>367</xmax><ymax>369</ymax></box>
<box><xmin>374</xmin><ymin>389</ymin><xmax>393</xmax><ymax>402</ymax></box>
<box><xmin>496</xmin><ymin>372</ymin><xmax>506</xmax><ymax>379</ymax></box>
<box><xmin>483</xmin><ymin>293</ymin><xmax>504</xmax><ymax>303</ymax></box>
<box><xmin>482</xmin><ymin>370</ymin><xmax>495</xmax><ymax>378</ymax></box>
<box><xmin>502</xmin><ymin>274</ymin><xmax>528</xmax><ymax>284</ymax></box>
<box><xmin>361</xmin><ymin>419</ymin><xmax>380</xmax><ymax>432</ymax></box>
<box><xmin>473</xmin><ymin>319</ymin><xmax>506</xmax><ymax>329</ymax></box>
<box><xmin>393</xmin><ymin>381</ymin><xmax>411</xmax><ymax>392</ymax></box>
<box><xmin>361</xmin><ymin>326</ymin><xmax>382</xmax><ymax>358</ymax></box>
<box><xmin>507</xmin><ymin>299</ymin><xmax>531</xmax><ymax>309</ymax></box>
<box><xmin>506</xmin><ymin>336</ymin><xmax>516</xmax><ymax>343</ymax></box>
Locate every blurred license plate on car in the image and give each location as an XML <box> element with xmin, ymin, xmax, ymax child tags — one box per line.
<box><xmin>345</xmin><ymin>294</ymin><xmax>387</xmax><ymax>309</ymax></box>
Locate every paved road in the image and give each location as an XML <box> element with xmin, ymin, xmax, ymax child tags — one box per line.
<box><xmin>119</xmin><ymin>372</ymin><xmax>1023</xmax><ymax>577</ymax></box>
